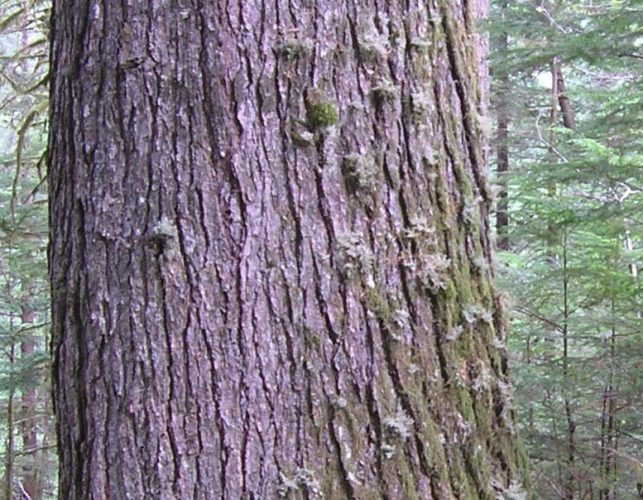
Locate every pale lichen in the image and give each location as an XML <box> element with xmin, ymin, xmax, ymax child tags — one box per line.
<box><xmin>342</xmin><ymin>153</ymin><xmax>378</xmax><ymax>194</ymax></box>
<box><xmin>337</xmin><ymin>231</ymin><xmax>373</xmax><ymax>279</ymax></box>
<box><xmin>332</xmin><ymin>396</ymin><xmax>348</xmax><ymax>409</ymax></box>
<box><xmin>381</xmin><ymin>442</ymin><xmax>396</xmax><ymax>459</ymax></box>
<box><xmin>151</xmin><ymin>216</ymin><xmax>177</xmax><ymax>240</ymax></box>
<box><xmin>384</xmin><ymin>409</ymin><xmax>413</xmax><ymax>441</ymax></box>
<box><xmin>417</xmin><ymin>253</ymin><xmax>451</xmax><ymax>293</ymax></box>
<box><xmin>409</xmin><ymin>37</ymin><xmax>432</xmax><ymax>52</ymax></box>
<box><xmin>411</xmin><ymin>91</ymin><xmax>434</xmax><ymax>126</ymax></box>
<box><xmin>147</xmin><ymin>216</ymin><xmax>178</xmax><ymax>252</ymax></box>
<box><xmin>492</xmin><ymin>479</ymin><xmax>527</xmax><ymax>500</ymax></box>
<box><xmin>358</xmin><ymin>30</ymin><xmax>389</xmax><ymax>62</ymax></box>
<box><xmin>290</xmin><ymin>120</ymin><xmax>314</xmax><ymax>147</ymax></box>
<box><xmin>278</xmin><ymin>468</ymin><xmax>322</xmax><ymax>498</ymax></box>
<box><xmin>463</xmin><ymin>304</ymin><xmax>493</xmax><ymax>325</ymax></box>
<box><xmin>446</xmin><ymin>325</ymin><xmax>464</xmax><ymax>342</ymax></box>
<box><xmin>471</xmin><ymin>255</ymin><xmax>490</xmax><ymax>274</ymax></box>
<box><xmin>276</xmin><ymin>39</ymin><xmax>310</xmax><ymax>60</ymax></box>
<box><xmin>402</xmin><ymin>215</ymin><xmax>435</xmax><ymax>242</ymax></box>
<box><xmin>462</xmin><ymin>197</ymin><xmax>480</xmax><ymax>226</ymax></box>
<box><xmin>471</xmin><ymin>362</ymin><xmax>491</xmax><ymax>393</ymax></box>
<box><xmin>492</xmin><ymin>337</ymin><xmax>507</xmax><ymax>351</ymax></box>
<box><xmin>393</xmin><ymin>308</ymin><xmax>409</xmax><ymax>329</ymax></box>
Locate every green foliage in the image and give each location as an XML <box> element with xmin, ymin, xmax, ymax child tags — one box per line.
<box><xmin>0</xmin><ymin>0</ymin><xmax>55</xmax><ymax>496</ymax></box>
<box><xmin>490</xmin><ymin>0</ymin><xmax>643</xmax><ymax>497</ymax></box>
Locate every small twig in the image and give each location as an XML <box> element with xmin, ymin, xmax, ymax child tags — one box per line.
<box><xmin>536</xmin><ymin>1</ymin><xmax>569</xmax><ymax>34</ymax></box>
<box><xmin>11</xmin><ymin>109</ymin><xmax>39</xmax><ymax>220</ymax></box>
<box><xmin>22</xmin><ymin>172</ymin><xmax>48</xmax><ymax>204</ymax></box>
<box><xmin>515</xmin><ymin>306</ymin><xmax>564</xmax><ymax>332</ymax></box>
<box><xmin>15</xmin><ymin>444</ymin><xmax>57</xmax><ymax>457</ymax></box>
<box><xmin>534</xmin><ymin>469</ymin><xmax>566</xmax><ymax>499</ymax></box>
<box><xmin>535</xmin><ymin>109</ymin><xmax>568</xmax><ymax>162</ymax></box>
<box><xmin>18</xmin><ymin>479</ymin><xmax>33</xmax><ymax>500</ymax></box>
<box><xmin>618</xmin><ymin>53</ymin><xmax>643</xmax><ymax>60</ymax></box>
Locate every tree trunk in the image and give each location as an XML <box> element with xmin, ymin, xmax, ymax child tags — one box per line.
<box><xmin>49</xmin><ymin>0</ymin><xmax>528</xmax><ymax>497</ymax></box>
<box><xmin>20</xmin><ymin>306</ymin><xmax>44</xmax><ymax>500</ymax></box>
<box><xmin>561</xmin><ymin>235</ymin><xmax>576</xmax><ymax>500</ymax></box>
<box><xmin>553</xmin><ymin>66</ymin><xmax>575</xmax><ymax>131</ymax></box>
<box><xmin>547</xmin><ymin>58</ymin><xmax>577</xmax><ymax>500</ymax></box>
<box><xmin>598</xmin><ymin>302</ymin><xmax>617</xmax><ymax>500</ymax></box>
<box><xmin>3</xmin><ymin>343</ymin><xmax>15</xmax><ymax>500</ymax></box>
<box><xmin>493</xmin><ymin>0</ymin><xmax>510</xmax><ymax>251</ymax></box>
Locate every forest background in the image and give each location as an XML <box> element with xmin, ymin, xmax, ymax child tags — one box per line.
<box><xmin>0</xmin><ymin>0</ymin><xmax>640</xmax><ymax>498</ymax></box>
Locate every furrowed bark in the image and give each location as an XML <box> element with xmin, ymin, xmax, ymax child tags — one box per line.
<box><xmin>49</xmin><ymin>0</ymin><xmax>528</xmax><ymax>497</ymax></box>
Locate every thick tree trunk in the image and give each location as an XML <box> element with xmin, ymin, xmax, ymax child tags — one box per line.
<box><xmin>49</xmin><ymin>0</ymin><xmax>528</xmax><ymax>497</ymax></box>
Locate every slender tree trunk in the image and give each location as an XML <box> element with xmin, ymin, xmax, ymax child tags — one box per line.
<box><xmin>3</xmin><ymin>387</ymin><xmax>15</xmax><ymax>500</ymax></box>
<box><xmin>599</xmin><ymin>300</ymin><xmax>617</xmax><ymax>500</ymax></box>
<box><xmin>561</xmin><ymin>233</ymin><xmax>576</xmax><ymax>500</ymax></box>
<box><xmin>545</xmin><ymin>388</ymin><xmax>565</xmax><ymax>489</ymax></box>
<box><xmin>494</xmin><ymin>0</ymin><xmax>510</xmax><ymax>251</ymax></box>
<box><xmin>546</xmin><ymin>58</ymin><xmax>560</xmax><ymax>248</ymax></box>
<box><xmin>3</xmin><ymin>310</ymin><xmax>16</xmax><ymax>500</ymax></box>
<box><xmin>553</xmin><ymin>66</ymin><xmax>575</xmax><ymax>131</ymax></box>
<box><xmin>525</xmin><ymin>334</ymin><xmax>534</xmax><ymax>433</ymax></box>
<box><xmin>49</xmin><ymin>0</ymin><xmax>528</xmax><ymax>497</ymax></box>
<box><xmin>547</xmin><ymin>57</ymin><xmax>577</xmax><ymax>500</ymax></box>
<box><xmin>20</xmin><ymin>306</ymin><xmax>43</xmax><ymax>500</ymax></box>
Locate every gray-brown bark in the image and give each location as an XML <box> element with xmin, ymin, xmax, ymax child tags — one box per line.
<box><xmin>49</xmin><ymin>0</ymin><xmax>528</xmax><ymax>497</ymax></box>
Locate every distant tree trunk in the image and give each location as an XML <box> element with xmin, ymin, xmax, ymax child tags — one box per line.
<box><xmin>494</xmin><ymin>0</ymin><xmax>510</xmax><ymax>251</ymax></box>
<box><xmin>598</xmin><ymin>299</ymin><xmax>618</xmax><ymax>500</ymax></box>
<box><xmin>553</xmin><ymin>65</ymin><xmax>575</xmax><ymax>131</ymax></box>
<box><xmin>561</xmin><ymin>234</ymin><xmax>576</xmax><ymax>500</ymax></box>
<box><xmin>548</xmin><ymin>58</ymin><xmax>577</xmax><ymax>500</ymax></box>
<box><xmin>49</xmin><ymin>0</ymin><xmax>529</xmax><ymax>497</ymax></box>
<box><xmin>3</xmin><ymin>341</ymin><xmax>15</xmax><ymax>500</ymax></box>
<box><xmin>20</xmin><ymin>305</ymin><xmax>43</xmax><ymax>500</ymax></box>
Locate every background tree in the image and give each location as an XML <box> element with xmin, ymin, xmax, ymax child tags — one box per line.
<box><xmin>48</xmin><ymin>0</ymin><xmax>529</xmax><ymax>497</ymax></box>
